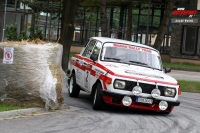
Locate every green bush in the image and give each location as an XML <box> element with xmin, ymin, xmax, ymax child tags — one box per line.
<box><xmin>5</xmin><ymin>23</ymin><xmax>18</xmax><ymax>41</ymax></box>
<box><xmin>5</xmin><ymin>23</ymin><xmax>43</xmax><ymax>41</ymax></box>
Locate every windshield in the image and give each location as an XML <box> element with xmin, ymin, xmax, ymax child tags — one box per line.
<box><xmin>101</xmin><ymin>43</ymin><xmax>162</xmax><ymax>70</ymax></box>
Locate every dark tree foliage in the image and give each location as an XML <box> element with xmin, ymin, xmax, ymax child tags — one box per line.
<box><xmin>100</xmin><ymin>0</ymin><xmax>108</xmax><ymax>37</ymax></box>
<box><xmin>126</xmin><ymin>0</ymin><xmax>133</xmax><ymax>41</ymax></box>
<box><xmin>153</xmin><ymin>0</ymin><xmax>176</xmax><ymax>51</ymax></box>
<box><xmin>21</xmin><ymin>0</ymin><xmax>61</xmax><ymax>13</ymax></box>
<box><xmin>60</xmin><ymin>0</ymin><xmax>84</xmax><ymax>71</ymax></box>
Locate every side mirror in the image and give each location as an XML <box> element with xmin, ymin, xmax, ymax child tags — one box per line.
<box><xmin>90</xmin><ymin>54</ymin><xmax>98</xmax><ymax>61</ymax></box>
<box><xmin>164</xmin><ymin>67</ymin><xmax>171</xmax><ymax>73</ymax></box>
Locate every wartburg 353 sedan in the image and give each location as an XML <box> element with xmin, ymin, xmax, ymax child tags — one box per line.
<box><xmin>68</xmin><ymin>37</ymin><xmax>181</xmax><ymax>114</ymax></box>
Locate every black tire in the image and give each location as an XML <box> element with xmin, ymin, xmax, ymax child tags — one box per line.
<box><xmin>68</xmin><ymin>73</ymin><xmax>80</xmax><ymax>97</ymax></box>
<box><xmin>93</xmin><ymin>83</ymin><xmax>104</xmax><ymax>110</ymax></box>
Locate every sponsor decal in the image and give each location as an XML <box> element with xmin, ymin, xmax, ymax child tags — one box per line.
<box><xmin>172</xmin><ymin>8</ymin><xmax>197</xmax><ymax>16</ymax></box>
<box><xmin>113</xmin><ymin>43</ymin><xmax>152</xmax><ymax>53</ymax></box>
<box><xmin>124</xmin><ymin>70</ymin><xmax>164</xmax><ymax>79</ymax></box>
<box><xmin>104</xmin><ymin>64</ymin><xmax>118</xmax><ymax>67</ymax></box>
<box><xmin>94</xmin><ymin>68</ymin><xmax>104</xmax><ymax>78</ymax></box>
<box><xmin>171</xmin><ymin>8</ymin><xmax>198</xmax><ymax>23</ymax></box>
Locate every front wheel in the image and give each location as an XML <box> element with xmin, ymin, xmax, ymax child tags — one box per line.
<box><xmin>68</xmin><ymin>73</ymin><xmax>80</xmax><ymax>97</ymax></box>
<box><xmin>93</xmin><ymin>83</ymin><xmax>104</xmax><ymax>110</ymax></box>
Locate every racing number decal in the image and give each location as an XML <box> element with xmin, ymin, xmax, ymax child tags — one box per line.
<box><xmin>86</xmin><ymin>71</ymin><xmax>89</xmax><ymax>82</ymax></box>
<box><xmin>85</xmin><ymin>70</ymin><xmax>90</xmax><ymax>88</ymax></box>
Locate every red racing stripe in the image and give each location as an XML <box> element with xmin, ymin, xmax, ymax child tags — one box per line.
<box><xmin>95</xmin><ymin>63</ymin><xmax>178</xmax><ymax>86</ymax></box>
<box><xmin>71</xmin><ymin>55</ymin><xmax>178</xmax><ymax>86</ymax></box>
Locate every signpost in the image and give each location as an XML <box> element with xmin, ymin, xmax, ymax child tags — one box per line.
<box><xmin>3</xmin><ymin>48</ymin><xmax>14</xmax><ymax>64</ymax></box>
<box><xmin>2</xmin><ymin>0</ymin><xmax>7</xmax><ymax>42</ymax></box>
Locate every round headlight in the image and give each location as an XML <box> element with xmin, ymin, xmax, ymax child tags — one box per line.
<box><xmin>151</xmin><ymin>89</ymin><xmax>161</xmax><ymax>98</ymax></box>
<box><xmin>164</xmin><ymin>88</ymin><xmax>175</xmax><ymax>97</ymax></box>
<box><xmin>159</xmin><ymin>101</ymin><xmax>168</xmax><ymax>111</ymax></box>
<box><xmin>114</xmin><ymin>80</ymin><xmax>126</xmax><ymax>89</ymax></box>
<box><xmin>132</xmin><ymin>86</ymin><xmax>142</xmax><ymax>96</ymax></box>
<box><xmin>122</xmin><ymin>96</ymin><xmax>132</xmax><ymax>106</ymax></box>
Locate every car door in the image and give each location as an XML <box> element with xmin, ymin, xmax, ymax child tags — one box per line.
<box><xmin>85</xmin><ymin>41</ymin><xmax>102</xmax><ymax>92</ymax></box>
<box><xmin>81</xmin><ymin>39</ymin><xmax>97</xmax><ymax>91</ymax></box>
<box><xmin>74</xmin><ymin>39</ymin><xmax>95</xmax><ymax>87</ymax></box>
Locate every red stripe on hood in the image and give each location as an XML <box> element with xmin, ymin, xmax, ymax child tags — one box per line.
<box><xmin>95</xmin><ymin>63</ymin><xmax>178</xmax><ymax>86</ymax></box>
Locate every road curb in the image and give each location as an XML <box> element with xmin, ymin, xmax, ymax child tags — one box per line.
<box><xmin>0</xmin><ymin>104</ymin><xmax>70</xmax><ymax>120</ymax></box>
<box><xmin>0</xmin><ymin>108</ymin><xmax>45</xmax><ymax>120</ymax></box>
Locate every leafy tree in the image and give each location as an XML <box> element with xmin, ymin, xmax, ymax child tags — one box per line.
<box><xmin>60</xmin><ymin>0</ymin><xmax>84</xmax><ymax>71</ymax></box>
<box><xmin>100</xmin><ymin>0</ymin><xmax>108</xmax><ymax>37</ymax></box>
<box><xmin>153</xmin><ymin>0</ymin><xmax>176</xmax><ymax>51</ymax></box>
<box><xmin>126</xmin><ymin>0</ymin><xmax>133</xmax><ymax>41</ymax></box>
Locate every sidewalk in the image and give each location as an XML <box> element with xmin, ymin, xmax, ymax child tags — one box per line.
<box><xmin>0</xmin><ymin>108</ymin><xmax>46</xmax><ymax>120</ymax></box>
<box><xmin>0</xmin><ymin>103</ymin><xmax>69</xmax><ymax>120</ymax></box>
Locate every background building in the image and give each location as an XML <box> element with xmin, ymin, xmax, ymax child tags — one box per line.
<box><xmin>170</xmin><ymin>0</ymin><xmax>200</xmax><ymax>64</ymax></box>
<box><xmin>1</xmin><ymin>0</ymin><xmax>200</xmax><ymax>64</ymax></box>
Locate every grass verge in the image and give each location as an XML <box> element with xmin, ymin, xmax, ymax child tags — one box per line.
<box><xmin>178</xmin><ymin>80</ymin><xmax>200</xmax><ymax>93</ymax></box>
<box><xmin>0</xmin><ymin>102</ymin><xmax>25</xmax><ymax>112</ymax></box>
<box><xmin>163</xmin><ymin>62</ymin><xmax>200</xmax><ymax>71</ymax></box>
<box><xmin>69</xmin><ymin>52</ymin><xmax>79</xmax><ymax>59</ymax></box>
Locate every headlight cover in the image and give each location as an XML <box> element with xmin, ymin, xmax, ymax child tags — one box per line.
<box><xmin>132</xmin><ymin>86</ymin><xmax>142</xmax><ymax>96</ymax></box>
<box><xmin>164</xmin><ymin>88</ymin><xmax>176</xmax><ymax>97</ymax></box>
<box><xmin>151</xmin><ymin>89</ymin><xmax>161</xmax><ymax>98</ymax></box>
<box><xmin>114</xmin><ymin>80</ymin><xmax>126</xmax><ymax>89</ymax></box>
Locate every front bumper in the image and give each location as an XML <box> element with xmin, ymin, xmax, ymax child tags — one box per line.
<box><xmin>102</xmin><ymin>91</ymin><xmax>180</xmax><ymax>112</ymax></box>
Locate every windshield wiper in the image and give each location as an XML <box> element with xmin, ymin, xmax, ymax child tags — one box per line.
<box><xmin>128</xmin><ymin>60</ymin><xmax>148</xmax><ymax>66</ymax></box>
<box><xmin>104</xmin><ymin>57</ymin><xmax>122</xmax><ymax>61</ymax></box>
<box><xmin>128</xmin><ymin>60</ymin><xmax>160</xmax><ymax>70</ymax></box>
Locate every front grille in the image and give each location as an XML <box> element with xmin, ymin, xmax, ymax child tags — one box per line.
<box><xmin>117</xmin><ymin>81</ymin><xmax>165</xmax><ymax>96</ymax></box>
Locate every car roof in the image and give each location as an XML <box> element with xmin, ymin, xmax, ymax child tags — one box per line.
<box><xmin>90</xmin><ymin>37</ymin><xmax>158</xmax><ymax>52</ymax></box>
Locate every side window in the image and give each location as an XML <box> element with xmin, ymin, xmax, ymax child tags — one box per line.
<box><xmin>82</xmin><ymin>40</ymin><xmax>96</xmax><ymax>58</ymax></box>
<box><xmin>90</xmin><ymin>41</ymin><xmax>102</xmax><ymax>60</ymax></box>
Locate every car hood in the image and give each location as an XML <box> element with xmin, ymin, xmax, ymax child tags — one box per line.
<box><xmin>100</xmin><ymin>62</ymin><xmax>177</xmax><ymax>84</ymax></box>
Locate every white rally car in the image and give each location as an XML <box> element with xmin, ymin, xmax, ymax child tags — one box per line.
<box><xmin>68</xmin><ymin>37</ymin><xmax>181</xmax><ymax>114</ymax></box>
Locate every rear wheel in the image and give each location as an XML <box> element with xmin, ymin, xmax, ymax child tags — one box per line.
<box><xmin>93</xmin><ymin>83</ymin><xmax>104</xmax><ymax>110</ymax></box>
<box><xmin>68</xmin><ymin>73</ymin><xmax>80</xmax><ymax>97</ymax></box>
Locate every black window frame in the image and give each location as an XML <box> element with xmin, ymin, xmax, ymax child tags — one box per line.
<box><xmin>181</xmin><ymin>25</ymin><xmax>199</xmax><ymax>55</ymax></box>
<box><xmin>82</xmin><ymin>39</ymin><xmax>97</xmax><ymax>58</ymax></box>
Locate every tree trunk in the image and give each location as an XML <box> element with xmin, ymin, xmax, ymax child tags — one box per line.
<box><xmin>100</xmin><ymin>0</ymin><xmax>108</xmax><ymax>37</ymax></box>
<box><xmin>60</xmin><ymin>0</ymin><xmax>82</xmax><ymax>72</ymax></box>
<box><xmin>126</xmin><ymin>3</ymin><xmax>132</xmax><ymax>41</ymax></box>
<box><xmin>21</xmin><ymin>4</ymin><xmax>26</xmax><ymax>31</ymax></box>
<box><xmin>153</xmin><ymin>0</ymin><xmax>175</xmax><ymax>51</ymax></box>
<box><xmin>30</xmin><ymin>13</ymin><xmax>35</xmax><ymax>38</ymax></box>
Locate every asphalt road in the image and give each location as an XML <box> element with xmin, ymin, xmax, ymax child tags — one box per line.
<box><xmin>0</xmin><ymin>70</ymin><xmax>200</xmax><ymax>133</ymax></box>
<box><xmin>0</xmin><ymin>91</ymin><xmax>200</xmax><ymax>133</ymax></box>
<box><xmin>168</xmin><ymin>70</ymin><xmax>200</xmax><ymax>81</ymax></box>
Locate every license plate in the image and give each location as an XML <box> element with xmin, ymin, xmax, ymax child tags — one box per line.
<box><xmin>136</xmin><ymin>97</ymin><xmax>153</xmax><ymax>104</ymax></box>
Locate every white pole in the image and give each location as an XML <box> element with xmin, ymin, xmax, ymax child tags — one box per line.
<box><xmin>2</xmin><ymin>0</ymin><xmax>7</xmax><ymax>42</ymax></box>
<box><xmin>198</xmin><ymin>0</ymin><xmax>200</xmax><ymax>10</ymax></box>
